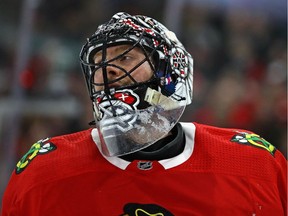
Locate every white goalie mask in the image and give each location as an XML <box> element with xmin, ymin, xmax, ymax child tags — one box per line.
<box><xmin>80</xmin><ymin>12</ymin><xmax>193</xmax><ymax>156</ymax></box>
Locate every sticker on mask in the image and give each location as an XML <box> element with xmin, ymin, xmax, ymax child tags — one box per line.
<box><xmin>97</xmin><ymin>89</ymin><xmax>140</xmax><ymax>132</ymax></box>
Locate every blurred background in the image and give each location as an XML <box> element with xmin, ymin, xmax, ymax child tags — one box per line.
<box><xmin>0</xmin><ymin>0</ymin><xmax>286</xmax><ymax>207</ymax></box>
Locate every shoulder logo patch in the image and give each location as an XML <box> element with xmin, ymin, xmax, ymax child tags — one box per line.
<box><xmin>231</xmin><ymin>132</ymin><xmax>276</xmax><ymax>156</ymax></box>
<box><xmin>16</xmin><ymin>138</ymin><xmax>57</xmax><ymax>174</ymax></box>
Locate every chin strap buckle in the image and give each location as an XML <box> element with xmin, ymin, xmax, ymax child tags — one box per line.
<box><xmin>144</xmin><ymin>87</ymin><xmax>180</xmax><ymax>110</ymax></box>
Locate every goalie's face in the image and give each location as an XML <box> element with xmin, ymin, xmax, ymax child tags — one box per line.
<box><xmin>93</xmin><ymin>44</ymin><xmax>154</xmax><ymax>92</ymax></box>
<box><xmin>89</xmin><ymin>43</ymin><xmax>185</xmax><ymax>157</ymax></box>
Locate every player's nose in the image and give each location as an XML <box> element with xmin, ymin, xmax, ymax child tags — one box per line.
<box><xmin>105</xmin><ymin>64</ymin><xmax>123</xmax><ymax>79</ymax></box>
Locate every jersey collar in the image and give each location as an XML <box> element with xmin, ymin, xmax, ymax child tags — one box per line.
<box><xmin>91</xmin><ymin>122</ymin><xmax>196</xmax><ymax>170</ymax></box>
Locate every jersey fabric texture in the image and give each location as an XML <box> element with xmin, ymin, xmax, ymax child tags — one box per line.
<box><xmin>1</xmin><ymin>122</ymin><xmax>287</xmax><ymax>216</ymax></box>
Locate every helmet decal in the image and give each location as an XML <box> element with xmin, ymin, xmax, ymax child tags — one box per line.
<box><xmin>170</xmin><ymin>47</ymin><xmax>189</xmax><ymax>78</ymax></box>
<box><xmin>97</xmin><ymin>89</ymin><xmax>140</xmax><ymax>132</ymax></box>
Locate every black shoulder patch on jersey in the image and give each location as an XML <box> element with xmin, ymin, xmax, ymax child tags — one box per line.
<box><xmin>231</xmin><ymin>132</ymin><xmax>276</xmax><ymax>156</ymax></box>
<box><xmin>15</xmin><ymin>138</ymin><xmax>57</xmax><ymax>174</ymax></box>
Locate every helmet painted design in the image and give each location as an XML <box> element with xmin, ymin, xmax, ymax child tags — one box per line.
<box><xmin>80</xmin><ymin>12</ymin><xmax>193</xmax><ymax>156</ymax></box>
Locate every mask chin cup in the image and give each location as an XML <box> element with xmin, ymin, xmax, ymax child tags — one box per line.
<box><xmin>94</xmin><ymin>100</ymin><xmax>185</xmax><ymax>157</ymax></box>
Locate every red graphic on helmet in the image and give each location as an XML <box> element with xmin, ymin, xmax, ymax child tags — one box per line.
<box><xmin>121</xmin><ymin>18</ymin><xmax>159</xmax><ymax>47</ymax></box>
<box><xmin>97</xmin><ymin>89</ymin><xmax>139</xmax><ymax>109</ymax></box>
<box><xmin>114</xmin><ymin>92</ymin><xmax>137</xmax><ymax>105</ymax></box>
<box><xmin>96</xmin><ymin>89</ymin><xmax>140</xmax><ymax>132</ymax></box>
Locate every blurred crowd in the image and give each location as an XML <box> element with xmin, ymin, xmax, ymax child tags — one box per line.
<box><xmin>181</xmin><ymin>3</ymin><xmax>287</xmax><ymax>157</ymax></box>
<box><xmin>0</xmin><ymin>0</ymin><xmax>287</xmax><ymax>199</ymax></box>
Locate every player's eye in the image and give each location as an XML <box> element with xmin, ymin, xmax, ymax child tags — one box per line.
<box><xmin>119</xmin><ymin>55</ymin><xmax>132</xmax><ymax>62</ymax></box>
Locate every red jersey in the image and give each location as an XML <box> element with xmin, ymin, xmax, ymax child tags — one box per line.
<box><xmin>1</xmin><ymin>122</ymin><xmax>287</xmax><ymax>215</ymax></box>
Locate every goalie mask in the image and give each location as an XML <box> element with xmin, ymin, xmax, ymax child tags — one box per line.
<box><xmin>80</xmin><ymin>12</ymin><xmax>193</xmax><ymax>157</ymax></box>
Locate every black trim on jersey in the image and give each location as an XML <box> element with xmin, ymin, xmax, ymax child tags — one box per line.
<box><xmin>120</xmin><ymin>123</ymin><xmax>185</xmax><ymax>161</ymax></box>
